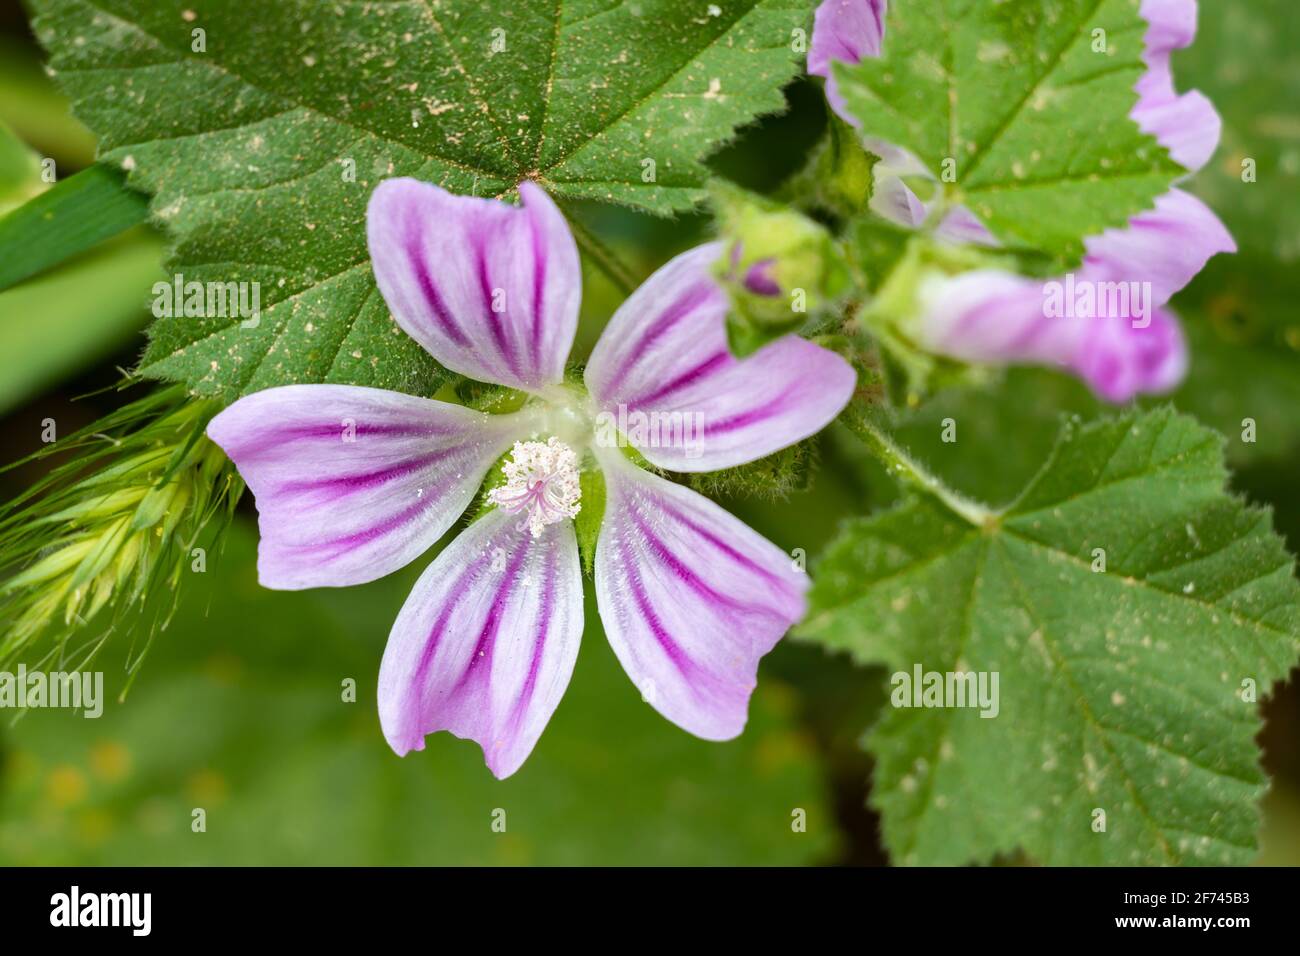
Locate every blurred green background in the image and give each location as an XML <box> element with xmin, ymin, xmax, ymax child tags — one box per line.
<box><xmin>0</xmin><ymin>1</ymin><xmax>1297</xmax><ymax>865</ymax></box>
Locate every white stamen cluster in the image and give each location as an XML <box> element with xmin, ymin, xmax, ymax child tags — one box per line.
<box><xmin>487</xmin><ymin>437</ymin><xmax>582</xmax><ymax>538</ymax></box>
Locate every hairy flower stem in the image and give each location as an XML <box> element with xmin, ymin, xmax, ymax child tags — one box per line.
<box><xmin>841</xmin><ymin>405</ymin><xmax>997</xmax><ymax>529</ymax></box>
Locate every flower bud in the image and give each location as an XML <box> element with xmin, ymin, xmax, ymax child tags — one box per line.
<box><xmin>709</xmin><ymin>181</ymin><xmax>849</xmax><ymax>356</ymax></box>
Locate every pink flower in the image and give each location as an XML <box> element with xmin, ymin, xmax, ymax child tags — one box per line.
<box><xmin>207</xmin><ymin>180</ymin><xmax>855</xmax><ymax>778</ymax></box>
<box><xmin>914</xmin><ymin>190</ymin><xmax>1232</xmax><ymax>402</ymax></box>
<box><xmin>808</xmin><ymin>0</ymin><xmax>1235</xmax><ymax>401</ymax></box>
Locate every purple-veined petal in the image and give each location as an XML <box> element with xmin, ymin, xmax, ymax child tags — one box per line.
<box><xmin>1133</xmin><ymin>0</ymin><xmax>1221</xmax><ymax>174</ymax></box>
<box><xmin>808</xmin><ymin>0</ymin><xmax>886</xmax><ymax>74</ymax></box>
<box><xmin>915</xmin><ymin>270</ymin><xmax>1070</xmax><ymax>369</ymax></box>
<box><xmin>871</xmin><ymin>173</ymin><xmax>927</xmax><ymax>228</ymax></box>
<box><xmin>807</xmin><ymin>0</ymin><xmax>888</xmax><ymax>127</ymax></box>
<box><xmin>863</xmin><ymin>137</ymin><xmax>930</xmax><ymax>180</ymax></box>
<box><xmin>935</xmin><ymin>205</ymin><xmax>1000</xmax><ymax>247</ymax></box>
<box><xmin>378</xmin><ymin>509</ymin><xmax>583</xmax><ymax>779</ymax></box>
<box><xmin>913</xmin><ymin>268</ymin><xmax>1189</xmax><ymax>403</ymax></box>
<box><xmin>584</xmin><ymin>243</ymin><xmax>856</xmax><ymax>472</ymax></box>
<box><xmin>1082</xmin><ymin>188</ymin><xmax>1235</xmax><ymax>306</ymax></box>
<box><xmin>1073</xmin><ymin>305</ymin><xmax>1188</xmax><ymax>403</ymax></box>
<box><xmin>207</xmin><ymin>384</ymin><xmax>531</xmax><ymax>590</ymax></box>
<box><xmin>911</xmin><ymin>185</ymin><xmax>1228</xmax><ymax>402</ymax></box>
<box><xmin>863</xmin><ymin>139</ymin><xmax>1003</xmax><ymax>247</ymax></box>
<box><xmin>593</xmin><ymin>448</ymin><xmax>807</xmax><ymax>740</ymax></box>
<box><xmin>367</xmin><ymin>178</ymin><xmax>580</xmax><ymax>392</ymax></box>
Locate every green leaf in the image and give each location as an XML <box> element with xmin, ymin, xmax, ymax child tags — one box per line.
<box><xmin>31</xmin><ymin>0</ymin><xmax>813</xmax><ymax>401</ymax></box>
<box><xmin>799</xmin><ymin>407</ymin><xmax>1300</xmax><ymax>865</ymax></box>
<box><xmin>0</xmin><ymin>119</ymin><xmax>47</xmax><ymax>217</ymax></box>
<box><xmin>834</xmin><ymin>0</ymin><xmax>1183</xmax><ymax>262</ymax></box>
<box><xmin>0</xmin><ymin>163</ymin><xmax>148</xmax><ymax>291</ymax></box>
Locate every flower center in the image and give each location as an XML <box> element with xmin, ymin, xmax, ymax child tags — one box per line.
<box><xmin>487</xmin><ymin>437</ymin><xmax>582</xmax><ymax>538</ymax></box>
<box><xmin>533</xmin><ymin>384</ymin><xmax>597</xmax><ymax>450</ymax></box>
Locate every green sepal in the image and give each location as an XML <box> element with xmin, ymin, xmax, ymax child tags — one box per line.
<box><xmin>685</xmin><ymin>438</ymin><xmax>819</xmax><ymax>502</ymax></box>
<box><xmin>575</xmin><ymin>466</ymin><xmax>607</xmax><ymax>576</ymax></box>
<box><xmin>777</xmin><ymin>111</ymin><xmax>878</xmax><ymax>220</ymax></box>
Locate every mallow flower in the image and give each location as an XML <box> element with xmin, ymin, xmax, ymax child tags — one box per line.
<box><xmin>808</xmin><ymin>0</ymin><xmax>1235</xmax><ymax>402</ymax></box>
<box><xmin>206</xmin><ymin>180</ymin><xmax>856</xmax><ymax>778</ymax></box>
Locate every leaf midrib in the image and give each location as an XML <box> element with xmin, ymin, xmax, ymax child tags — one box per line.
<box><xmin>893</xmin><ymin>538</ymin><xmax>987</xmax><ymax>862</ymax></box>
<box><xmin>959</xmin><ymin>0</ymin><xmax>1110</xmax><ymax>181</ymax></box>
<box><xmin>538</xmin><ymin>0</ymin><xmax>770</xmax><ymax>176</ymax></box>
<box><xmin>75</xmin><ymin>0</ymin><xmax>787</xmax><ymax>198</ymax></box>
<box><xmin>74</xmin><ymin>0</ymin><xmax>510</xmax><ymax>183</ymax></box>
<box><xmin>413</xmin><ymin>0</ymin><xmax>527</xmax><ymax>170</ymax></box>
<box><xmin>996</xmin><ymin>538</ymin><xmax>1181</xmax><ymax>865</ymax></box>
<box><xmin>814</xmin><ymin>412</ymin><xmax>1294</xmax><ymax>648</ymax></box>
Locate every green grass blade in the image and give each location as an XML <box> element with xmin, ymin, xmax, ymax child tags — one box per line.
<box><xmin>0</xmin><ymin>163</ymin><xmax>149</xmax><ymax>293</ymax></box>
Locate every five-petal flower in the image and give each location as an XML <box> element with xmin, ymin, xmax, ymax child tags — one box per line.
<box><xmin>207</xmin><ymin>179</ymin><xmax>856</xmax><ymax>778</ymax></box>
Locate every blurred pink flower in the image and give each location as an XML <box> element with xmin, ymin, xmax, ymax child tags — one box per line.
<box><xmin>809</xmin><ymin>0</ymin><xmax>1234</xmax><ymax>401</ymax></box>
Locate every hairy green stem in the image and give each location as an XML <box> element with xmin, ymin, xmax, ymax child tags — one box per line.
<box><xmin>843</xmin><ymin>408</ymin><xmax>998</xmax><ymax>528</ymax></box>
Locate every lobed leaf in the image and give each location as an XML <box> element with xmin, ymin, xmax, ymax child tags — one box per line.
<box><xmin>31</xmin><ymin>0</ymin><xmax>814</xmax><ymax>399</ymax></box>
<box><xmin>800</xmin><ymin>408</ymin><xmax>1300</xmax><ymax>865</ymax></box>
